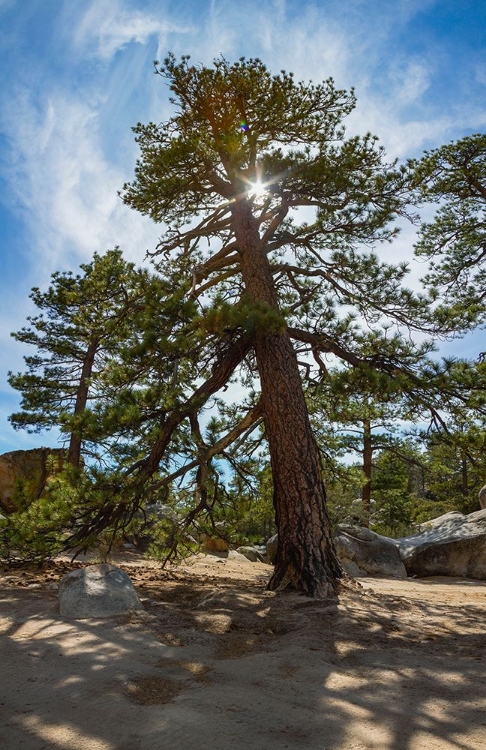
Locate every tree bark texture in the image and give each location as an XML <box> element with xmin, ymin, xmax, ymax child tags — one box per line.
<box><xmin>362</xmin><ymin>417</ymin><xmax>372</xmax><ymax>527</ymax></box>
<box><xmin>232</xmin><ymin>201</ymin><xmax>342</xmax><ymax>597</ymax></box>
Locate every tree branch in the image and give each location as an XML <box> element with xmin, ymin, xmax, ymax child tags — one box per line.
<box><xmin>134</xmin><ymin>334</ymin><xmax>253</xmax><ymax>480</ymax></box>
<box><xmin>151</xmin><ymin>399</ymin><xmax>263</xmax><ymax>489</ymax></box>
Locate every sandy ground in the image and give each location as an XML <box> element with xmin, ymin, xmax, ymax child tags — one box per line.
<box><xmin>1</xmin><ymin>552</ymin><xmax>485</xmax><ymax>750</ymax></box>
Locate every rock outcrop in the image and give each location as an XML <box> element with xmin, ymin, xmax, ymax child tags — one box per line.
<box><xmin>334</xmin><ymin>524</ymin><xmax>407</xmax><ymax>578</ymax></box>
<box><xmin>0</xmin><ymin>448</ymin><xmax>64</xmax><ymax>513</ymax></box>
<box><xmin>396</xmin><ymin>510</ymin><xmax>486</xmax><ymax>579</ymax></box>
<box><xmin>59</xmin><ymin>564</ymin><xmax>143</xmax><ymax>619</ymax></box>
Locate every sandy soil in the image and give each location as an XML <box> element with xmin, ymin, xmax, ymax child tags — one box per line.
<box><xmin>1</xmin><ymin>552</ymin><xmax>485</xmax><ymax>750</ymax></box>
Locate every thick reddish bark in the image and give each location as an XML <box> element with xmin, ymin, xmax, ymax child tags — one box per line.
<box><xmin>232</xmin><ymin>201</ymin><xmax>342</xmax><ymax>597</ymax></box>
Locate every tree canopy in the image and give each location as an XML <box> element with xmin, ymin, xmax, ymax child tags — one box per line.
<box><xmin>412</xmin><ymin>133</ymin><xmax>486</xmax><ymax>329</ymax></box>
<box><xmin>8</xmin><ymin>249</ymin><xmax>146</xmax><ymax>468</ymax></box>
<box><xmin>121</xmin><ymin>55</ymin><xmax>477</xmax><ymax>595</ymax></box>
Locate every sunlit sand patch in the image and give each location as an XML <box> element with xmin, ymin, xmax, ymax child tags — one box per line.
<box><xmin>12</xmin><ymin>714</ymin><xmax>115</xmax><ymax>750</ymax></box>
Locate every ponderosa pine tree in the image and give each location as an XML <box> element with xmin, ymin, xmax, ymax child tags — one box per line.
<box><xmin>412</xmin><ymin>133</ymin><xmax>486</xmax><ymax>329</ymax></box>
<box><xmin>8</xmin><ymin>64</ymin><xmax>486</xmax><ymax>591</ymax></box>
<box><xmin>120</xmin><ymin>55</ymin><xmax>446</xmax><ymax>596</ymax></box>
<box><xmin>8</xmin><ymin>249</ymin><xmax>162</xmax><ymax>468</ymax></box>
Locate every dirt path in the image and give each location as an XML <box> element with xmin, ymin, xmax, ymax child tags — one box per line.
<box><xmin>1</xmin><ymin>554</ymin><xmax>485</xmax><ymax>750</ymax></box>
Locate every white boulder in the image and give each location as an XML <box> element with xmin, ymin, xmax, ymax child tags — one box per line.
<box><xmin>396</xmin><ymin>510</ymin><xmax>486</xmax><ymax>579</ymax></box>
<box><xmin>59</xmin><ymin>564</ymin><xmax>143</xmax><ymax>619</ymax></box>
<box><xmin>334</xmin><ymin>524</ymin><xmax>407</xmax><ymax>578</ymax></box>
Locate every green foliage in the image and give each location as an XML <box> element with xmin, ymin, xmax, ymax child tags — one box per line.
<box><xmin>369</xmin><ymin>451</ymin><xmax>418</xmax><ymax>537</ymax></box>
<box><xmin>200</xmin><ymin>297</ymin><xmax>286</xmax><ymax>336</ymax></box>
<box><xmin>0</xmin><ymin>472</ymin><xmax>76</xmax><ymax>561</ymax></box>
<box><xmin>8</xmin><ymin>249</ymin><xmax>148</xmax><ymax>463</ymax></box>
<box><xmin>8</xmin><ymin>247</ymin><xmax>204</xmax><ymax>471</ymax></box>
<box><xmin>421</xmin><ymin>422</ymin><xmax>486</xmax><ymax>514</ymax></box>
<box><xmin>226</xmin><ymin>464</ymin><xmax>276</xmax><ymax>542</ymax></box>
<box><xmin>413</xmin><ymin>133</ymin><xmax>486</xmax><ymax>327</ymax></box>
<box><xmin>322</xmin><ymin>464</ymin><xmax>367</xmax><ymax>527</ymax></box>
<box><xmin>137</xmin><ymin>518</ymin><xmax>198</xmax><ymax>563</ymax></box>
<box><xmin>122</xmin><ymin>53</ymin><xmax>430</xmax><ymax>341</ymax></box>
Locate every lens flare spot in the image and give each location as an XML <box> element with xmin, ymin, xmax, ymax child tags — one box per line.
<box><xmin>249</xmin><ymin>180</ymin><xmax>267</xmax><ymax>198</ymax></box>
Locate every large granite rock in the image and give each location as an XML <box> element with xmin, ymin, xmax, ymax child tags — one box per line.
<box><xmin>396</xmin><ymin>510</ymin><xmax>486</xmax><ymax>579</ymax></box>
<box><xmin>334</xmin><ymin>524</ymin><xmax>407</xmax><ymax>578</ymax></box>
<box><xmin>59</xmin><ymin>564</ymin><xmax>143</xmax><ymax>619</ymax></box>
<box><xmin>265</xmin><ymin>528</ymin><xmax>406</xmax><ymax>578</ymax></box>
<box><xmin>0</xmin><ymin>448</ymin><xmax>64</xmax><ymax>513</ymax></box>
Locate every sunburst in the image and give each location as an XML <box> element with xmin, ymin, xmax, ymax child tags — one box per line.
<box><xmin>249</xmin><ymin>180</ymin><xmax>268</xmax><ymax>199</ymax></box>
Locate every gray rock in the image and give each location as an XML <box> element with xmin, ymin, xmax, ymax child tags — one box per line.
<box><xmin>334</xmin><ymin>524</ymin><xmax>407</xmax><ymax>578</ymax></box>
<box><xmin>236</xmin><ymin>545</ymin><xmax>266</xmax><ymax>563</ymax></box>
<box><xmin>59</xmin><ymin>564</ymin><xmax>143</xmax><ymax>619</ymax></box>
<box><xmin>396</xmin><ymin>510</ymin><xmax>486</xmax><ymax>579</ymax></box>
<box><xmin>479</xmin><ymin>485</ymin><xmax>486</xmax><ymax>510</ymax></box>
<box><xmin>227</xmin><ymin>550</ymin><xmax>248</xmax><ymax>562</ymax></box>
<box><xmin>142</xmin><ymin>503</ymin><xmax>180</xmax><ymax>525</ymax></box>
<box><xmin>266</xmin><ymin>534</ymin><xmax>278</xmax><ymax>564</ymax></box>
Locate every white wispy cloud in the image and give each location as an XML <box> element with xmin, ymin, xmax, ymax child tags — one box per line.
<box><xmin>69</xmin><ymin>0</ymin><xmax>191</xmax><ymax>60</ymax></box>
<box><xmin>2</xmin><ymin>0</ymin><xmax>483</xmax><ymax>299</ymax></box>
<box><xmin>1</xmin><ymin>89</ymin><xmax>159</xmax><ymax>280</ymax></box>
<box><xmin>163</xmin><ymin>0</ymin><xmax>350</xmax><ymax>83</ymax></box>
<box><xmin>389</xmin><ymin>60</ymin><xmax>431</xmax><ymax>107</ymax></box>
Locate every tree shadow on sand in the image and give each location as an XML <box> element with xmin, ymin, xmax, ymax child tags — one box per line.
<box><xmin>0</xmin><ymin>564</ymin><xmax>485</xmax><ymax>750</ymax></box>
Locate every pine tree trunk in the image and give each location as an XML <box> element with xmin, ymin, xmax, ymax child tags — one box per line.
<box><xmin>68</xmin><ymin>340</ymin><xmax>99</xmax><ymax>468</ymax></box>
<box><xmin>461</xmin><ymin>450</ymin><xmax>468</xmax><ymax>496</ymax></box>
<box><xmin>232</xmin><ymin>201</ymin><xmax>342</xmax><ymax>597</ymax></box>
<box><xmin>362</xmin><ymin>417</ymin><xmax>372</xmax><ymax>527</ymax></box>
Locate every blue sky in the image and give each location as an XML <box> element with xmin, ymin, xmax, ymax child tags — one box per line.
<box><xmin>0</xmin><ymin>0</ymin><xmax>485</xmax><ymax>454</ymax></box>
